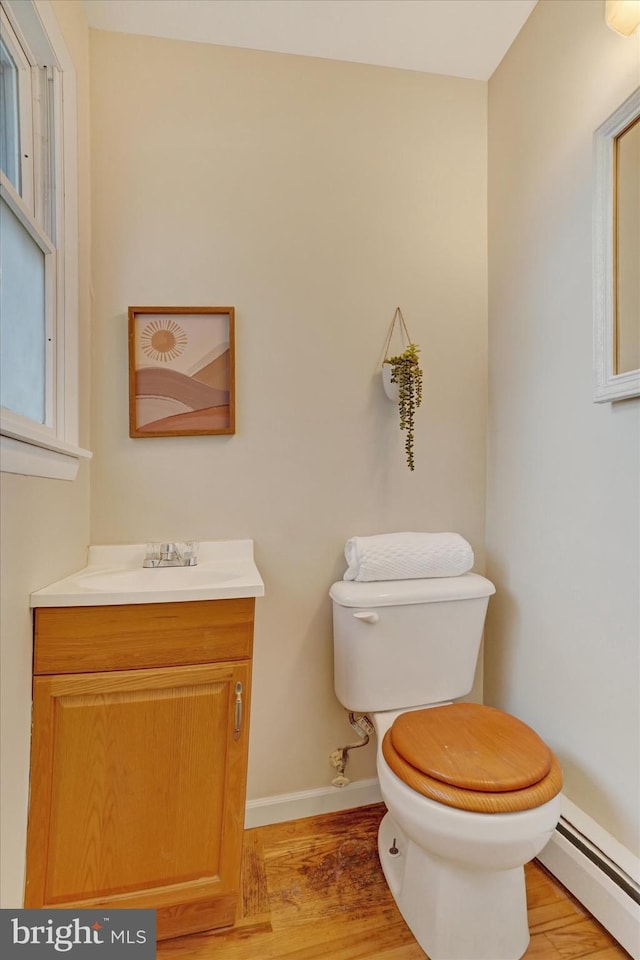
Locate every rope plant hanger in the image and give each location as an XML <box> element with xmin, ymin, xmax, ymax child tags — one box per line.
<box><xmin>382</xmin><ymin>307</ymin><xmax>423</xmax><ymax>472</ymax></box>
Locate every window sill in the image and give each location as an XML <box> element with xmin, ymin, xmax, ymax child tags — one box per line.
<box><xmin>1</xmin><ymin>433</ymin><xmax>92</xmax><ymax>481</ymax></box>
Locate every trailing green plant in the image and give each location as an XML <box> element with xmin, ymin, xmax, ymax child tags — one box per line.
<box><xmin>386</xmin><ymin>343</ymin><xmax>423</xmax><ymax>471</ymax></box>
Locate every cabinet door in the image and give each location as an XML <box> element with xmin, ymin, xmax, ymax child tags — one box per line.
<box><xmin>25</xmin><ymin>661</ymin><xmax>251</xmax><ymax>939</ymax></box>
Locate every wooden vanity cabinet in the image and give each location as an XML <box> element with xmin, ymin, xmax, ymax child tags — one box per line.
<box><xmin>25</xmin><ymin>599</ymin><xmax>255</xmax><ymax>941</ymax></box>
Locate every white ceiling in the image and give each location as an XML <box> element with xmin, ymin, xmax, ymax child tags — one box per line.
<box><xmin>79</xmin><ymin>0</ymin><xmax>539</xmax><ymax>82</ymax></box>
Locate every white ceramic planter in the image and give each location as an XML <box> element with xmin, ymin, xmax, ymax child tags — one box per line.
<box><xmin>382</xmin><ymin>363</ymin><xmax>399</xmax><ymax>401</ymax></box>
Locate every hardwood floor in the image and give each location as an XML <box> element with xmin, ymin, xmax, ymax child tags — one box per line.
<box><xmin>157</xmin><ymin>803</ymin><xmax>630</xmax><ymax>960</ymax></box>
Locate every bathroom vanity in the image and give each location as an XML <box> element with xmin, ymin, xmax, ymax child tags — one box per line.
<box><xmin>25</xmin><ymin>541</ymin><xmax>264</xmax><ymax>941</ymax></box>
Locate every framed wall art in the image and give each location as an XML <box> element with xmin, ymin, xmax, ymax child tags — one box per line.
<box><xmin>128</xmin><ymin>306</ymin><xmax>235</xmax><ymax>437</ymax></box>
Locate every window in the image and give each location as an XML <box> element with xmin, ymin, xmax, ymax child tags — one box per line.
<box><xmin>0</xmin><ymin>0</ymin><xmax>90</xmax><ymax>479</ymax></box>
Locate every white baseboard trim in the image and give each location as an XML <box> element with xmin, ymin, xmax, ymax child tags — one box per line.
<box><xmin>244</xmin><ymin>778</ymin><xmax>382</xmax><ymax>829</ymax></box>
<box><xmin>538</xmin><ymin>803</ymin><xmax>640</xmax><ymax>960</ymax></box>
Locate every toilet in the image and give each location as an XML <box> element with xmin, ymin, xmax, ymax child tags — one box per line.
<box><xmin>330</xmin><ymin>573</ymin><xmax>562</xmax><ymax>960</ymax></box>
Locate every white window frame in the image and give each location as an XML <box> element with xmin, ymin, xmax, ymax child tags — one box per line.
<box><xmin>0</xmin><ymin>5</ymin><xmax>34</xmax><ymax>204</ymax></box>
<box><xmin>0</xmin><ymin>0</ymin><xmax>91</xmax><ymax>480</ymax></box>
<box><xmin>593</xmin><ymin>87</ymin><xmax>640</xmax><ymax>403</ymax></box>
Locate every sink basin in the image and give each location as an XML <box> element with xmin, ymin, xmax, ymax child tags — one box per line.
<box><xmin>77</xmin><ymin>565</ymin><xmax>242</xmax><ymax>592</ymax></box>
<box><xmin>31</xmin><ymin>540</ymin><xmax>265</xmax><ymax>607</ymax></box>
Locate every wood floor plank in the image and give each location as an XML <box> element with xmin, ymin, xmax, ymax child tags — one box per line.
<box><xmin>526</xmin><ymin>862</ymin><xmax>589</xmax><ymax>919</ymax></box>
<box><xmin>264</xmin><ymin>814</ymin><xmax>391</xmax><ymax>929</ymax></box>
<box><xmin>241</xmin><ymin>827</ymin><xmax>270</xmax><ymax>924</ymax></box>
<box><xmin>256</xmin><ymin>916</ymin><xmax>420</xmax><ymax>960</ymax></box>
<box><xmin>157</xmin><ymin>803</ymin><xmax>631</xmax><ymax>960</ymax></box>
<box><xmin>544</xmin><ymin>919</ymin><xmax>628</xmax><ymax>959</ymax></box>
<box><xmin>528</xmin><ymin>900</ymin><xmax>586</xmax><ymax>935</ymax></box>
<box><xmin>157</xmin><ymin>913</ymin><xmax>418</xmax><ymax>960</ymax></box>
<box><xmin>523</xmin><ymin>932</ymin><xmax>569</xmax><ymax>959</ymax></box>
<box><xmin>526</xmin><ymin>862</ymin><xmax>574</xmax><ymax>907</ymax></box>
<box><xmin>582</xmin><ymin>951</ymin><xmax>637</xmax><ymax>960</ymax></box>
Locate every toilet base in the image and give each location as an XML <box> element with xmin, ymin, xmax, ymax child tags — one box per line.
<box><xmin>378</xmin><ymin>812</ymin><xmax>530</xmax><ymax>960</ymax></box>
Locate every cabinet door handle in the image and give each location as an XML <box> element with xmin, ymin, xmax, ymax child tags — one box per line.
<box><xmin>233</xmin><ymin>681</ymin><xmax>243</xmax><ymax>740</ymax></box>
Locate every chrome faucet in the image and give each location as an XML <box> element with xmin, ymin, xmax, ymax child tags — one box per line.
<box><xmin>143</xmin><ymin>542</ymin><xmax>198</xmax><ymax>568</ymax></box>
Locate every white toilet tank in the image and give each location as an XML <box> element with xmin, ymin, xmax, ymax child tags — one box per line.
<box><xmin>330</xmin><ymin>573</ymin><xmax>495</xmax><ymax>713</ymax></box>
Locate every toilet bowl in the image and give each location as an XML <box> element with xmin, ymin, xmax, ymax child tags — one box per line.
<box><xmin>373</xmin><ymin>705</ymin><xmax>561</xmax><ymax>960</ymax></box>
<box><xmin>330</xmin><ymin>573</ymin><xmax>563</xmax><ymax>960</ymax></box>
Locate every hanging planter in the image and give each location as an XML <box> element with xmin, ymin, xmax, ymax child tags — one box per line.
<box><xmin>382</xmin><ymin>308</ymin><xmax>423</xmax><ymax>471</ymax></box>
<box><xmin>382</xmin><ymin>360</ymin><xmax>399</xmax><ymax>401</ymax></box>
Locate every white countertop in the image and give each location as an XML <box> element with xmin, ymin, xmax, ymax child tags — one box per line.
<box><xmin>30</xmin><ymin>540</ymin><xmax>265</xmax><ymax>607</ymax></box>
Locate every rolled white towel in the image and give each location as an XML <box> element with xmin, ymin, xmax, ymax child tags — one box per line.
<box><xmin>343</xmin><ymin>532</ymin><xmax>474</xmax><ymax>582</ymax></box>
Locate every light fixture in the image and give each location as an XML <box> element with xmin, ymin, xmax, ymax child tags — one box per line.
<box><xmin>606</xmin><ymin>0</ymin><xmax>640</xmax><ymax>35</ymax></box>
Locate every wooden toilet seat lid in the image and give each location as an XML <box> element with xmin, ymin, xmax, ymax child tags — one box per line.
<box><xmin>390</xmin><ymin>703</ymin><xmax>552</xmax><ymax>792</ymax></box>
<box><xmin>382</xmin><ymin>727</ymin><xmax>563</xmax><ymax>813</ymax></box>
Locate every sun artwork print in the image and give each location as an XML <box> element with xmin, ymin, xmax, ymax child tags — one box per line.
<box><xmin>140</xmin><ymin>318</ymin><xmax>188</xmax><ymax>362</ymax></box>
<box><xmin>129</xmin><ymin>308</ymin><xmax>234</xmax><ymax>436</ymax></box>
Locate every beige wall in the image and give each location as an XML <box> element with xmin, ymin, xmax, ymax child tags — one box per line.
<box><xmin>487</xmin><ymin>0</ymin><xmax>640</xmax><ymax>855</ymax></box>
<box><xmin>0</xmin><ymin>0</ymin><xmax>92</xmax><ymax>906</ymax></box>
<box><xmin>89</xmin><ymin>32</ymin><xmax>488</xmax><ymax>803</ymax></box>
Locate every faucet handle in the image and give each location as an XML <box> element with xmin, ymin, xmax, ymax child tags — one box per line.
<box><xmin>180</xmin><ymin>541</ymin><xmax>199</xmax><ymax>565</ymax></box>
<box><xmin>143</xmin><ymin>543</ymin><xmax>161</xmax><ymax>567</ymax></box>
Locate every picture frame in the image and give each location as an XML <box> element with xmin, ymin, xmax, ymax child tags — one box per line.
<box><xmin>128</xmin><ymin>306</ymin><xmax>235</xmax><ymax>437</ymax></box>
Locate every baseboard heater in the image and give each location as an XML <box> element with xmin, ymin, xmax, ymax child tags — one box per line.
<box><xmin>538</xmin><ymin>815</ymin><xmax>640</xmax><ymax>959</ymax></box>
<box><xmin>555</xmin><ymin>817</ymin><xmax>640</xmax><ymax>904</ymax></box>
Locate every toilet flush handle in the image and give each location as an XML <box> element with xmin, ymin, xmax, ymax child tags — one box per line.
<box><xmin>353</xmin><ymin>611</ymin><xmax>379</xmax><ymax>624</ymax></box>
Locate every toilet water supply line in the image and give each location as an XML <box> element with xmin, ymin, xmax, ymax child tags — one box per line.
<box><xmin>329</xmin><ymin>712</ymin><xmax>374</xmax><ymax>787</ymax></box>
